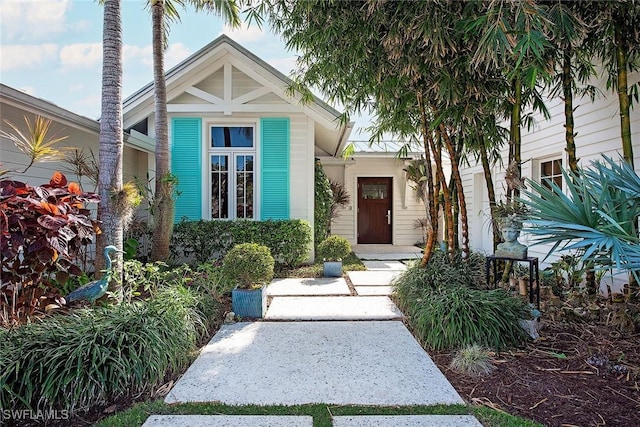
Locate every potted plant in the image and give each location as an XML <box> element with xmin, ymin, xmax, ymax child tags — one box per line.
<box><xmin>317</xmin><ymin>235</ymin><xmax>351</xmax><ymax>277</ymax></box>
<box><xmin>222</xmin><ymin>243</ymin><xmax>274</xmax><ymax>318</ymax></box>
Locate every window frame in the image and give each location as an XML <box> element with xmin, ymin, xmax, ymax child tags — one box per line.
<box><xmin>205</xmin><ymin>122</ymin><xmax>259</xmax><ymax>220</ymax></box>
<box><xmin>535</xmin><ymin>155</ymin><xmax>564</xmax><ymax>193</ymax></box>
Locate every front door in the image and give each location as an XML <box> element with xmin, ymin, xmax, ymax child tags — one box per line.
<box><xmin>357</xmin><ymin>177</ymin><xmax>392</xmax><ymax>244</ymax></box>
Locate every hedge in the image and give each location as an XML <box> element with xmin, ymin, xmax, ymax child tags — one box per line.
<box><xmin>170</xmin><ymin>219</ymin><xmax>312</xmax><ymax>266</ymax></box>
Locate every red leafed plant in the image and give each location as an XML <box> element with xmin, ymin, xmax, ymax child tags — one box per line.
<box><xmin>1</xmin><ymin>171</ymin><xmax>100</xmax><ymax>324</ymax></box>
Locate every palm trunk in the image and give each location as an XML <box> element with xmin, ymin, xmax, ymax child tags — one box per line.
<box><xmin>417</xmin><ymin>92</ymin><xmax>437</xmax><ymax>267</ymax></box>
<box><xmin>479</xmin><ymin>137</ymin><xmax>500</xmax><ymax>252</ymax></box>
<box><xmin>563</xmin><ymin>50</ymin><xmax>579</xmax><ymax>173</ymax></box>
<box><xmin>97</xmin><ymin>0</ymin><xmax>124</xmax><ymax>282</ymax></box>
<box><xmin>615</xmin><ymin>25</ymin><xmax>634</xmax><ymax>168</ymax></box>
<box><xmin>441</xmin><ymin>124</ymin><xmax>470</xmax><ymax>260</ymax></box>
<box><xmin>150</xmin><ymin>0</ymin><xmax>174</xmax><ymax>262</ymax></box>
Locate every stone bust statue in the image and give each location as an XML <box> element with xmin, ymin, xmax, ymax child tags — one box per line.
<box><xmin>495</xmin><ymin>220</ymin><xmax>528</xmax><ymax>259</ymax></box>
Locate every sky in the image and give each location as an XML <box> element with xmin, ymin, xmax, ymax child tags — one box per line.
<box><xmin>0</xmin><ymin>0</ymin><xmax>371</xmax><ymax>139</ymax></box>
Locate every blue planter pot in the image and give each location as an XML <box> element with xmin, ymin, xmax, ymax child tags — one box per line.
<box><xmin>323</xmin><ymin>261</ymin><xmax>343</xmax><ymax>278</ymax></box>
<box><xmin>232</xmin><ymin>287</ymin><xmax>265</xmax><ymax>318</ymax></box>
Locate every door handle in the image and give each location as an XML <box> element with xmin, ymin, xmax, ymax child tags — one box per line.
<box><xmin>386</xmin><ymin>210</ymin><xmax>391</xmax><ymax>225</ymax></box>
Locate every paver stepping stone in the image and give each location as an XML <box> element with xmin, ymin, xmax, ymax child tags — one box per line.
<box><xmin>357</xmin><ymin>253</ymin><xmax>421</xmax><ymax>261</ymax></box>
<box><xmin>355</xmin><ymin>286</ymin><xmax>394</xmax><ymax>296</ymax></box>
<box><xmin>361</xmin><ymin>261</ymin><xmax>408</xmax><ymax>271</ymax></box>
<box><xmin>142</xmin><ymin>415</ymin><xmax>312</xmax><ymax>427</ymax></box>
<box><xmin>333</xmin><ymin>415</ymin><xmax>483</xmax><ymax>427</ymax></box>
<box><xmin>265</xmin><ymin>296</ymin><xmax>402</xmax><ymax>320</ymax></box>
<box><xmin>266</xmin><ymin>278</ymin><xmax>350</xmax><ymax>296</ymax></box>
<box><xmin>164</xmin><ymin>321</ymin><xmax>464</xmax><ymax>406</ymax></box>
<box><xmin>347</xmin><ymin>271</ymin><xmax>401</xmax><ymax>286</ymax></box>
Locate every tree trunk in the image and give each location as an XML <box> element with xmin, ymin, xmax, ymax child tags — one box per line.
<box><xmin>615</xmin><ymin>25</ymin><xmax>634</xmax><ymax>168</ymax></box>
<box><xmin>429</xmin><ymin>132</ymin><xmax>455</xmax><ymax>262</ymax></box>
<box><xmin>150</xmin><ymin>0</ymin><xmax>174</xmax><ymax>262</ymax></box>
<box><xmin>479</xmin><ymin>137</ymin><xmax>500</xmax><ymax>252</ymax></box>
<box><xmin>97</xmin><ymin>0</ymin><xmax>124</xmax><ymax>283</ymax></box>
<box><xmin>563</xmin><ymin>50</ymin><xmax>579</xmax><ymax>173</ymax></box>
<box><xmin>508</xmin><ymin>76</ymin><xmax>522</xmax><ymax>200</ymax></box>
<box><xmin>441</xmin><ymin>124</ymin><xmax>470</xmax><ymax>260</ymax></box>
<box><xmin>417</xmin><ymin>92</ymin><xmax>437</xmax><ymax>267</ymax></box>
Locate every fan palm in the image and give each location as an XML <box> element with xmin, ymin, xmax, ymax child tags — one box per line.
<box><xmin>522</xmin><ymin>156</ymin><xmax>640</xmax><ymax>284</ymax></box>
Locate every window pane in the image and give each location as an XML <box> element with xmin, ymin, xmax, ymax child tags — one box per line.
<box><xmin>211</xmin><ymin>155</ymin><xmax>228</xmax><ymax>219</ymax></box>
<box><xmin>541</xmin><ymin>159</ymin><xmax>562</xmax><ymax>192</ymax></box>
<box><xmin>211</xmin><ymin>127</ymin><xmax>254</xmax><ymax>148</ymax></box>
<box><xmin>362</xmin><ymin>184</ymin><xmax>387</xmax><ymax>200</ymax></box>
<box><xmin>236</xmin><ymin>155</ymin><xmax>254</xmax><ymax>218</ymax></box>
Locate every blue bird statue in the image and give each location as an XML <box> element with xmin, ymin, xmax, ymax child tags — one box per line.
<box><xmin>65</xmin><ymin>245</ymin><xmax>123</xmax><ymax>304</ymax></box>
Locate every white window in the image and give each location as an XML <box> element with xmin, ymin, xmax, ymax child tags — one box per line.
<box><xmin>208</xmin><ymin>126</ymin><xmax>255</xmax><ymax>219</ymax></box>
<box><xmin>540</xmin><ymin>158</ymin><xmax>563</xmax><ymax>192</ymax></box>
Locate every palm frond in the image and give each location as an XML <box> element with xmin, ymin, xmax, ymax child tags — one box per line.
<box><xmin>522</xmin><ymin>156</ymin><xmax>640</xmax><ymax>275</ymax></box>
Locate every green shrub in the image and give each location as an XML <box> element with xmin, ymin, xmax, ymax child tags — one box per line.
<box><xmin>0</xmin><ymin>285</ymin><xmax>213</xmax><ymax>414</ymax></box>
<box><xmin>314</xmin><ymin>159</ymin><xmax>332</xmax><ymax>247</ymax></box>
<box><xmin>222</xmin><ymin>243</ymin><xmax>274</xmax><ymax>289</ymax></box>
<box><xmin>394</xmin><ymin>254</ymin><xmax>528</xmax><ymax>351</ymax></box>
<box><xmin>409</xmin><ymin>285</ymin><xmax>528</xmax><ymax>351</ymax></box>
<box><xmin>394</xmin><ymin>250</ymin><xmax>486</xmax><ymax>304</ymax></box>
<box><xmin>170</xmin><ymin>219</ymin><xmax>311</xmax><ymax>266</ymax></box>
<box><xmin>317</xmin><ymin>235</ymin><xmax>351</xmax><ymax>261</ymax></box>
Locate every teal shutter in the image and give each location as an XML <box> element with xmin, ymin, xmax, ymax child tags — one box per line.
<box><xmin>171</xmin><ymin>117</ymin><xmax>202</xmax><ymax>222</ymax></box>
<box><xmin>261</xmin><ymin>118</ymin><xmax>290</xmax><ymax>220</ymax></box>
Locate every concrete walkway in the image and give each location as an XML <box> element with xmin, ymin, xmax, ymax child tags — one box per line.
<box><xmin>145</xmin><ymin>250</ymin><xmax>482</xmax><ymax>427</ymax></box>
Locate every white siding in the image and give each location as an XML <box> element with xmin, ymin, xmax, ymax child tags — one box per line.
<box><xmin>1</xmin><ymin>107</ymin><xmax>148</xmax><ymax>191</ymax></box>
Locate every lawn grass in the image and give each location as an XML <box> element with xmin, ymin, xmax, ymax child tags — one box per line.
<box><xmin>95</xmin><ymin>401</ymin><xmax>469</xmax><ymax>427</ymax></box>
<box><xmin>96</xmin><ymin>401</ymin><xmax>542</xmax><ymax>427</ymax></box>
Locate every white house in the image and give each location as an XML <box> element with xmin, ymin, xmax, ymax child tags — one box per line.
<box><xmin>123</xmin><ymin>35</ymin><xmax>427</xmax><ymax>250</ymax></box>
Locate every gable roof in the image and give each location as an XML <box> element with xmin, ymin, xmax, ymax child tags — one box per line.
<box><xmin>123</xmin><ymin>35</ymin><xmax>353</xmax><ymax>156</ymax></box>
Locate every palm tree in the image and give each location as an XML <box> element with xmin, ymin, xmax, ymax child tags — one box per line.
<box><xmin>97</xmin><ymin>0</ymin><xmax>124</xmax><ymax>276</ymax></box>
<box><xmin>147</xmin><ymin>0</ymin><xmax>241</xmax><ymax>262</ymax></box>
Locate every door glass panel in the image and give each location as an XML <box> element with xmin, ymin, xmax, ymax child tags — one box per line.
<box><xmin>211</xmin><ymin>155</ymin><xmax>228</xmax><ymax>219</ymax></box>
<box><xmin>236</xmin><ymin>155</ymin><xmax>254</xmax><ymax>219</ymax></box>
<box><xmin>211</xmin><ymin>126</ymin><xmax>254</xmax><ymax>148</ymax></box>
<box><xmin>362</xmin><ymin>183</ymin><xmax>387</xmax><ymax>200</ymax></box>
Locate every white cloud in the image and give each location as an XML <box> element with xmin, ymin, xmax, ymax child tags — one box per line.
<box><xmin>74</xmin><ymin>94</ymin><xmax>101</xmax><ymax>118</ymax></box>
<box><xmin>124</xmin><ymin>44</ymin><xmax>152</xmax><ymax>67</ymax></box>
<box><xmin>222</xmin><ymin>22</ymin><xmax>266</xmax><ymax>44</ymax></box>
<box><xmin>164</xmin><ymin>43</ymin><xmax>191</xmax><ymax>68</ymax></box>
<box><xmin>122</xmin><ymin>42</ymin><xmax>191</xmax><ymax>70</ymax></box>
<box><xmin>267</xmin><ymin>56</ymin><xmax>297</xmax><ymax>75</ymax></box>
<box><xmin>0</xmin><ymin>0</ymin><xmax>70</xmax><ymax>42</ymax></box>
<box><xmin>59</xmin><ymin>43</ymin><xmax>102</xmax><ymax>69</ymax></box>
<box><xmin>0</xmin><ymin>44</ymin><xmax>59</xmax><ymax>71</ymax></box>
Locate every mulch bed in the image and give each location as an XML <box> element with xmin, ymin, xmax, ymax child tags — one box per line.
<box><xmin>432</xmin><ymin>320</ymin><xmax>640</xmax><ymax>426</ymax></box>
